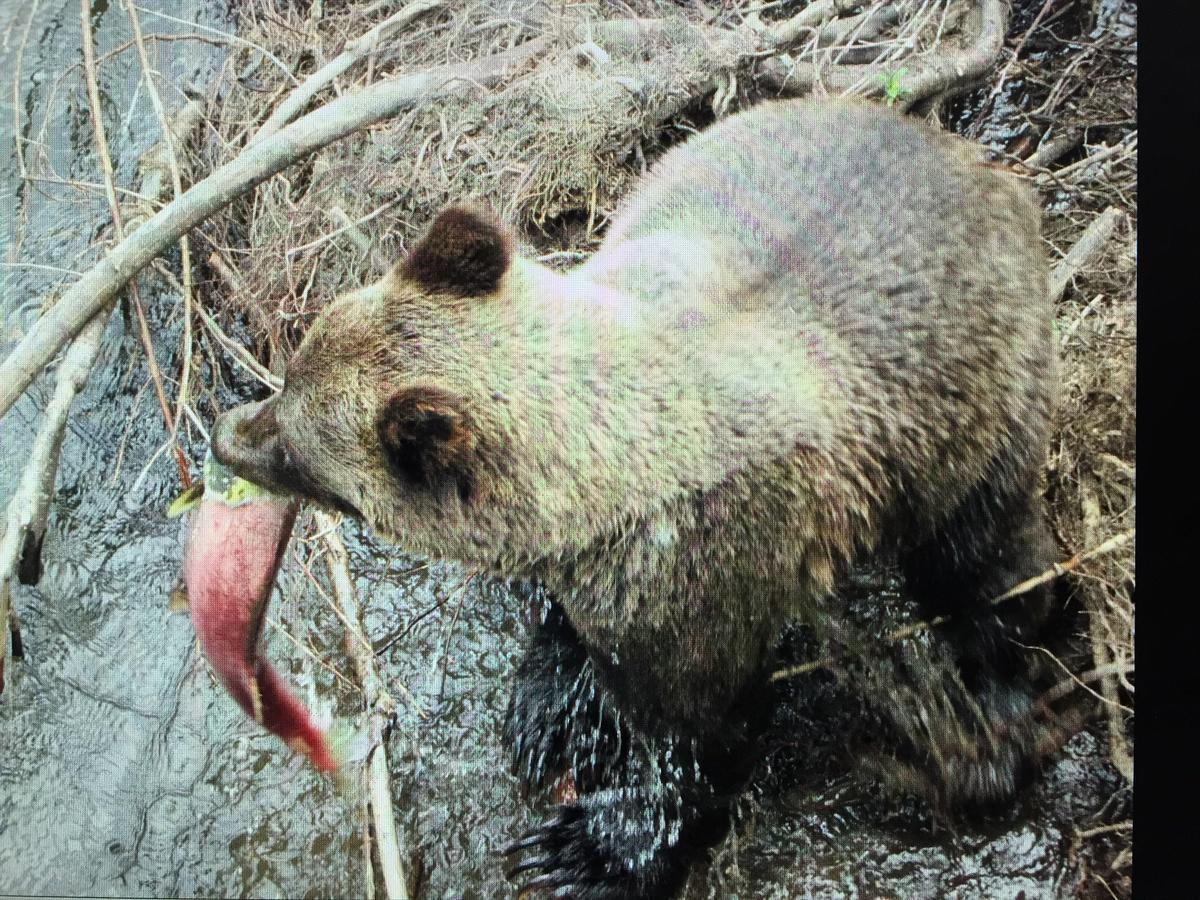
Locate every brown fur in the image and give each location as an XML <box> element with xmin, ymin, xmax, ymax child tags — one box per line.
<box><xmin>216</xmin><ymin>96</ymin><xmax>1054</xmax><ymax>719</ymax></box>
<box><xmin>213</xmin><ymin>98</ymin><xmax>1060</xmax><ymax>895</ymax></box>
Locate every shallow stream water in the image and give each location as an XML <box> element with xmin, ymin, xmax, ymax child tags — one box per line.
<box><xmin>1</xmin><ymin>2</ymin><xmax>1125</xmax><ymax>897</ymax></box>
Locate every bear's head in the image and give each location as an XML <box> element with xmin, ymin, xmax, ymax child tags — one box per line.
<box><xmin>211</xmin><ymin>204</ymin><xmax>796</xmax><ymax>578</ymax></box>
<box><xmin>211</xmin><ymin>206</ymin><xmax>542</xmax><ymax>567</ymax></box>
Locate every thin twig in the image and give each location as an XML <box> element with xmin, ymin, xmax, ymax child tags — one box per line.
<box><xmin>328</xmin><ymin>207</ymin><xmax>391</xmax><ymax>275</ymax></box>
<box><xmin>0</xmin><ymin>314</ymin><xmax>107</xmax><ymax>692</ymax></box>
<box><xmin>1059</xmin><ymin>293</ymin><xmax>1105</xmax><ymax>349</ymax></box>
<box><xmin>988</xmin><ymin>0</ymin><xmax>1055</xmax><ymax>102</ymax></box>
<box><xmin>1076</xmin><ymin>821</ymin><xmax>1132</xmax><ymax>840</ymax></box>
<box><xmin>151</xmin><ymin>258</ymin><xmax>281</xmax><ymax>390</ymax></box>
<box><xmin>1036</xmin><ymin>133</ymin><xmax>1136</xmax><ymax>185</ymax></box>
<box><xmin>1038</xmin><ymin>662</ymin><xmax>1134</xmax><ymax>708</ymax></box>
<box><xmin>1016</xmin><ymin>640</ymin><xmax>1133</xmax><ymax>714</ymax></box>
<box><xmin>252</xmin><ymin>0</ymin><xmax>445</xmax><ymax>144</ymax></box>
<box><xmin>126</xmin><ymin>0</ymin><xmax>197</xmax><ymax>483</ymax></box>
<box><xmin>435</xmin><ymin>573</ymin><xmax>478</xmax><ymax>701</ymax></box>
<box><xmin>287</xmin><ymin>198</ymin><xmax>402</xmax><ymax>260</ymax></box>
<box><xmin>265</xmin><ymin>617</ymin><xmax>361</xmax><ymax>694</ymax></box>
<box><xmin>131</xmin><ymin>4</ymin><xmax>300</xmax><ymax>85</ymax></box>
<box><xmin>317</xmin><ymin>514</ymin><xmax>409</xmax><ymax>900</ymax></box>
<box><xmin>81</xmin><ymin>0</ymin><xmax>191</xmax><ymax>487</ymax></box>
<box><xmin>10</xmin><ymin>0</ymin><xmax>39</xmax><ymax>185</ymax></box>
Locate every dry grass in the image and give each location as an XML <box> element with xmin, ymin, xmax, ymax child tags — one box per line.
<box><xmin>193</xmin><ymin>1</ymin><xmax>742</xmax><ymax>355</ymax></box>
<box><xmin>1010</xmin><ymin>1</ymin><xmax>1136</xmax><ymax>892</ymax></box>
<box><xmin>188</xmin><ymin>0</ymin><xmax>999</xmax><ymax>356</ymax></box>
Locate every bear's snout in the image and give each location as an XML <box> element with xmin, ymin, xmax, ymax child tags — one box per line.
<box><xmin>211</xmin><ymin>399</ymin><xmax>281</xmax><ymax>486</ymax></box>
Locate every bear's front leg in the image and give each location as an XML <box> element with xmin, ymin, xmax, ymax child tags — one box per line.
<box><xmin>504</xmin><ymin>601</ymin><xmax>628</xmax><ymax>797</ymax></box>
<box><xmin>504</xmin><ymin>647</ymin><xmax>768</xmax><ymax>898</ymax></box>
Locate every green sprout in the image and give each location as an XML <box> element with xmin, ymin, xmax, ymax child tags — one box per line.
<box><xmin>880</xmin><ymin>68</ymin><xmax>911</xmax><ymax>107</ymax></box>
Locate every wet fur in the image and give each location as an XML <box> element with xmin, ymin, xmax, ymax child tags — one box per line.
<box><xmin>212</xmin><ymin>98</ymin><xmax>1062</xmax><ymax>897</ymax></box>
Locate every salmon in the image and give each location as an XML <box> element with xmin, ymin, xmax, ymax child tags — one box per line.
<box><xmin>178</xmin><ymin>453</ymin><xmax>338</xmax><ymax>772</ymax></box>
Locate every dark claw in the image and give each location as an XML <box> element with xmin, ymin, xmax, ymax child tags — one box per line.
<box><xmin>502</xmin><ymin>829</ymin><xmax>550</xmax><ymax>856</ymax></box>
<box><xmin>506</xmin><ymin>856</ymin><xmax>551</xmax><ymax>878</ymax></box>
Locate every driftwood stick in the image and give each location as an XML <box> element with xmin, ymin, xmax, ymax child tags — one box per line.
<box><xmin>1048</xmin><ymin>206</ymin><xmax>1124</xmax><ymax>304</ymax></box>
<box><xmin>1025</xmin><ymin>129</ymin><xmax>1082</xmax><ymax>169</ymax></box>
<box><xmin>368</xmin><ymin>741</ymin><xmax>408</xmax><ymax>900</ymax></box>
<box><xmin>318</xmin><ymin>514</ymin><xmax>408</xmax><ymax>900</ymax></box>
<box><xmin>252</xmin><ymin>0</ymin><xmax>445</xmax><ymax>144</ymax></box>
<box><xmin>1038</xmin><ymin>661</ymin><xmax>1135</xmax><ymax>708</ymax></box>
<box><xmin>0</xmin><ymin>313</ymin><xmax>107</xmax><ymax>692</ymax></box>
<box><xmin>0</xmin><ymin>4</ymin><xmax>214</xmax><ymax>692</ymax></box>
<box><xmin>1036</xmin><ymin>133</ymin><xmax>1136</xmax><ymax>186</ymax></box>
<box><xmin>359</xmin><ymin>781</ymin><xmax>378</xmax><ymax>900</ymax></box>
<box><xmin>0</xmin><ymin>35</ymin><xmax>550</xmax><ymax>421</ymax></box>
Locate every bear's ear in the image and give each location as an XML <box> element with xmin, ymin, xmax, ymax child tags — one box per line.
<box><xmin>399</xmin><ymin>206</ymin><xmax>512</xmax><ymax>297</ymax></box>
<box><xmin>377</xmin><ymin>385</ymin><xmax>478</xmax><ymax>502</ymax></box>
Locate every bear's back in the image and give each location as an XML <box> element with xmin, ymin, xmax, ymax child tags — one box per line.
<box><xmin>600</xmin><ymin>99</ymin><xmax>1044</xmax><ymax>331</ymax></box>
<box><xmin>583</xmin><ymin>99</ymin><xmax>1053</xmax><ymax>531</ymax></box>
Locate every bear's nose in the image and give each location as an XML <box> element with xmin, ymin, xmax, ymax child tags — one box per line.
<box><xmin>211</xmin><ymin>399</ymin><xmax>279</xmax><ymax>477</ymax></box>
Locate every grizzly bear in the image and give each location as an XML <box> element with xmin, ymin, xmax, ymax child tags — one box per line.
<box><xmin>212</xmin><ymin>98</ymin><xmax>1059</xmax><ymax>897</ymax></box>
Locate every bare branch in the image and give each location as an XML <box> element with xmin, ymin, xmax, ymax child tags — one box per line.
<box><xmin>252</xmin><ymin>0</ymin><xmax>446</xmax><ymax>144</ymax></box>
<box><xmin>0</xmin><ymin>36</ymin><xmax>550</xmax><ymax>421</ymax></box>
<box><xmin>0</xmin><ymin>313</ymin><xmax>106</xmax><ymax>691</ymax></box>
<box><xmin>758</xmin><ymin>0</ymin><xmax>1007</xmax><ymax>109</ymax></box>
<box><xmin>1048</xmin><ymin>206</ymin><xmax>1125</xmax><ymax>304</ymax></box>
<box><xmin>319</xmin><ymin>514</ymin><xmax>409</xmax><ymax>900</ymax></box>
